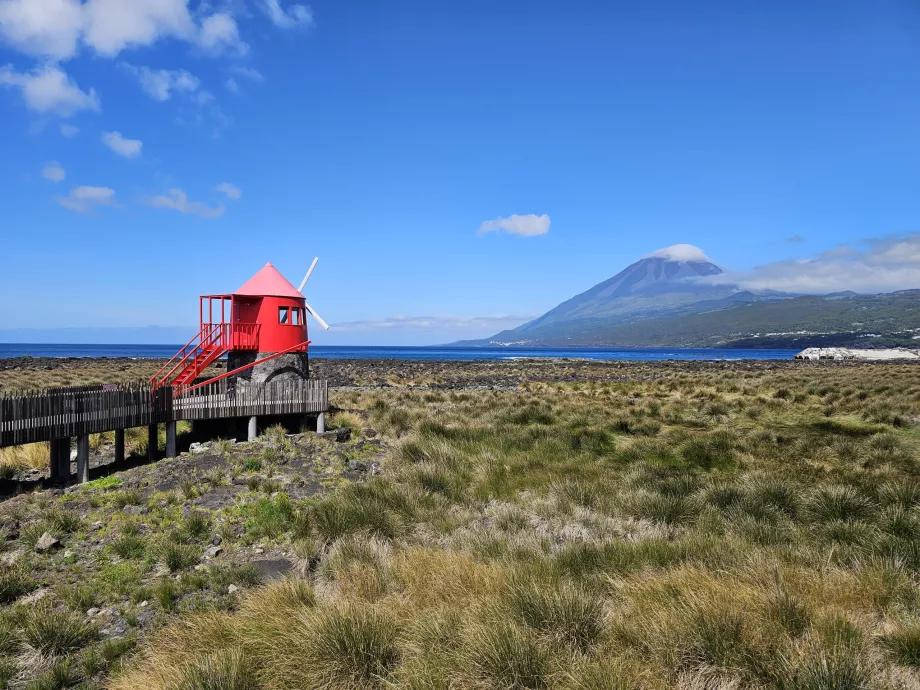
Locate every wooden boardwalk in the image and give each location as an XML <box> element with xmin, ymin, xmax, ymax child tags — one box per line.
<box><xmin>0</xmin><ymin>379</ymin><xmax>328</xmax><ymax>448</ymax></box>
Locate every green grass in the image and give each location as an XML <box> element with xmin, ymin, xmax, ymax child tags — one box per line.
<box><xmin>16</xmin><ymin>359</ymin><xmax>918</xmax><ymax>690</ymax></box>
<box><xmin>80</xmin><ymin>475</ymin><xmax>122</xmax><ymax>491</ymax></box>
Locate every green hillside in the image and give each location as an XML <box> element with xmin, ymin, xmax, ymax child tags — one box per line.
<box><xmin>475</xmin><ymin>290</ymin><xmax>920</xmax><ymax>348</ymax></box>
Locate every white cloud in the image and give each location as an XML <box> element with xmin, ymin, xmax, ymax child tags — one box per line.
<box><xmin>478</xmin><ymin>213</ymin><xmax>550</xmax><ymax>237</ymax></box>
<box><xmin>0</xmin><ymin>0</ymin><xmax>253</xmax><ymax>63</ymax></box>
<box><xmin>215</xmin><ymin>182</ymin><xmax>241</xmax><ymax>199</ymax></box>
<box><xmin>224</xmin><ymin>77</ymin><xmax>239</xmax><ymax>93</ymax></box>
<box><xmin>82</xmin><ymin>0</ymin><xmax>194</xmax><ymax>57</ymax></box>
<box><xmin>229</xmin><ymin>65</ymin><xmax>263</xmax><ymax>82</ymax></box>
<box><xmin>59</xmin><ymin>122</ymin><xmax>78</xmax><ymax>137</ymax></box>
<box><xmin>55</xmin><ymin>184</ymin><xmax>117</xmax><ymax>214</ymax></box>
<box><xmin>0</xmin><ymin>64</ymin><xmax>98</xmax><ymax>116</ymax></box>
<box><xmin>198</xmin><ymin>12</ymin><xmax>247</xmax><ymax>55</ymax></box>
<box><xmin>0</xmin><ymin>0</ymin><xmax>83</xmax><ymax>60</ymax></box>
<box><xmin>707</xmin><ymin>233</ymin><xmax>920</xmax><ymax>294</ymax></box>
<box><xmin>144</xmin><ymin>188</ymin><xmax>224</xmax><ymax>218</ymax></box>
<box><xmin>647</xmin><ymin>244</ymin><xmax>712</xmax><ymax>262</ymax></box>
<box><xmin>120</xmin><ymin>63</ymin><xmax>199</xmax><ymax>101</ymax></box>
<box><xmin>261</xmin><ymin>0</ymin><xmax>313</xmax><ymax>29</ymax></box>
<box><xmin>332</xmin><ymin>314</ymin><xmax>536</xmax><ymax>333</ymax></box>
<box><xmin>101</xmin><ymin>130</ymin><xmax>142</xmax><ymax>158</ymax></box>
<box><xmin>42</xmin><ymin>161</ymin><xmax>65</xmax><ymax>182</ymax></box>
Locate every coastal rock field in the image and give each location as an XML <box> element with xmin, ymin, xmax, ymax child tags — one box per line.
<box><xmin>0</xmin><ymin>357</ymin><xmax>919</xmax><ymax>689</ymax></box>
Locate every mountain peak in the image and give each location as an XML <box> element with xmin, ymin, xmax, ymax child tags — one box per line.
<box><xmin>646</xmin><ymin>244</ymin><xmax>712</xmax><ymax>263</ymax></box>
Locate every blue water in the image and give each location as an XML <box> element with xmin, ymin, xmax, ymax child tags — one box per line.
<box><xmin>0</xmin><ymin>343</ymin><xmax>798</xmax><ymax>361</ymax></box>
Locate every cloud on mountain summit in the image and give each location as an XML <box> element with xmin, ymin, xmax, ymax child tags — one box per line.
<box><xmin>707</xmin><ymin>233</ymin><xmax>920</xmax><ymax>295</ymax></box>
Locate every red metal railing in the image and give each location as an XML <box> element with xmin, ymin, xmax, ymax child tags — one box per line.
<box><xmin>151</xmin><ymin>323</ymin><xmax>260</xmax><ymax>389</ymax></box>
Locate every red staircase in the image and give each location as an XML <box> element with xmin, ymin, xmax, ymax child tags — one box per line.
<box><xmin>151</xmin><ymin>323</ymin><xmax>259</xmax><ymax>391</ymax></box>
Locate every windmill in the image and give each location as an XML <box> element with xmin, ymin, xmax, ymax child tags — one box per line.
<box><xmin>151</xmin><ymin>259</ymin><xmax>330</xmax><ymax>391</ymax></box>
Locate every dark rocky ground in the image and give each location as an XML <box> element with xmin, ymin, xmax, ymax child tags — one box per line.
<box><xmin>0</xmin><ymin>423</ymin><xmax>382</xmax><ymax>688</ymax></box>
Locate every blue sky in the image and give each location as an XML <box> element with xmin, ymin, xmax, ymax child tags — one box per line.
<box><xmin>1</xmin><ymin>0</ymin><xmax>919</xmax><ymax>345</ymax></box>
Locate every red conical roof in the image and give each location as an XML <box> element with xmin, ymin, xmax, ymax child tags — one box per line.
<box><xmin>234</xmin><ymin>262</ymin><xmax>303</xmax><ymax>298</ymax></box>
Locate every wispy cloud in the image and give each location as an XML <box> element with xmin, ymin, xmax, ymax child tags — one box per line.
<box><xmin>101</xmin><ymin>130</ymin><xmax>142</xmax><ymax>158</ymax></box>
<box><xmin>0</xmin><ymin>64</ymin><xmax>98</xmax><ymax>116</ymax></box>
<box><xmin>229</xmin><ymin>65</ymin><xmax>264</xmax><ymax>82</ymax></box>
<box><xmin>479</xmin><ymin>213</ymin><xmax>550</xmax><ymax>237</ymax></box>
<box><xmin>144</xmin><ymin>188</ymin><xmax>224</xmax><ymax>219</ymax></box>
<box><xmin>224</xmin><ymin>78</ymin><xmax>240</xmax><ymax>94</ymax></box>
<box><xmin>261</xmin><ymin>0</ymin><xmax>313</xmax><ymax>29</ymax></box>
<box><xmin>332</xmin><ymin>314</ymin><xmax>536</xmax><ymax>333</ymax></box>
<box><xmin>59</xmin><ymin>123</ymin><xmax>78</xmax><ymax>137</ymax></box>
<box><xmin>56</xmin><ymin>185</ymin><xmax>118</xmax><ymax>214</ymax></box>
<box><xmin>786</xmin><ymin>234</ymin><xmax>805</xmax><ymax>244</ymax></box>
<box><xmin>41</xmin><ymin>161</ymin><xmax>65</xmax><ymax>182</ymax></box>
<box><xmin>215</xmin><ymin>182</ymin><xmax>241</xmax><ymax>199</ymax></box>
<box><xmin>198</xmin><ymin>12</ymin><xmax>248</xmax><ymax>55</ymax></box>
<box><xmin>707</xmin><ymin>233</ymin><xmax>920</xmax><ymax>294</ymax></box>
<box><xmin>120</xmin><ymin>63</ymin><xmax>200</xmax><ymax>101</ymax></box>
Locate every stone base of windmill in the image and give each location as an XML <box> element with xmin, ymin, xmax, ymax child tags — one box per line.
<box><xmin>228</xmin><ymin>351</ymin><xmax>309</xmax><ymax>384</ymax></box>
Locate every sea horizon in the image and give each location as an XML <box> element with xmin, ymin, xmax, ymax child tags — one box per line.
<box><xmin>0</xmin><ymin>343</ymin><xmax>800</xmax><ymax>362</ymax></box>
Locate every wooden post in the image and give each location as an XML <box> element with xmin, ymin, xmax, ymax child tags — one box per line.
<box><xmin>57</xmin><ymin>438</ymin><xmax>71</xmax><ymax>483</ymax></box>
<box><xmin>166</xmin><ymin>420</ymin><xmax>177</xmax><ymax>458</ymax></box>
<box><xmin>147</xmin><ymin>424</ymin><xmax>158</xmax><ymax>462</ymax></box>
<box><xmin>247</xmin><ymin>416</ymin><xmax>257</xmax><ymax>441</ymax></box>
<box><xmin>77</xmin><ymin>434</ymin><xmax>90</xmax><ymax>483</ymax></box>
<box><xmin>114</xmin><ymin>429</ymin><xmax>124</xmax><ymax>463</ymax></box>
<box><xmin>49</xmin><ymin>439</ymin><xmax>61</xmax><ymax>482</ymax></box>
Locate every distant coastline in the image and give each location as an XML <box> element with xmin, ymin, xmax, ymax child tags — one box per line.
<box><xmin>0</xmin><ymin>343</ymin><xmax>799</xmax><ymax>362</ymax></box>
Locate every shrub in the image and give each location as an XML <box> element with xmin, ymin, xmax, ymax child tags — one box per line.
<box><xmin>58</xmin><ymin>583</ymin><xmax>100</xmax><ymax>612</ymax></box>
<box><xmin>43</xmin><ymin>507</ymin><xmax>81</xmax><ymax>534</ymax></box>
<box><xmin>154</xmin><ymin>578</ymin><xmax>178</xmax><ymax>612</ymax></box>
<box><xmin>629</xmin><ymin>491</ymin><xmax>700</xmax><ymax>526</ymax></box>
<box><xmin>183</xmin><ymin>511</ymin><xmax>211</xmax><ymax>541</ymax></box>
<box><xmin>171</xmin><ymin>647</ymin><xmax>257</xmax><ymax>690</ymax></box>
<box><xmin>109</xmin><ymin>488</ymin><xmax>144</xmax><ymax>508</ymax></box>
<box><xmin>792</xmin><ymin>652</ymin><xmax>870</xmax><ymax>690</ymax></box>
<box><xmin>111</xmin><ymin>533</ymin><xmax>147</xmax><ymax>560</ymax></box>
<box><xmin>19</xmin><ymin>603</ymin><xmax>96</xmax><ymax>656</ymax></box>
<box><xmin>806</xmin><ymin>486</ymin><xmax>876</xmax><ymax>523</ymax></box>
<box><xmin>158</xmin><ymin>542</ymin><xmax>199</xmax><ymax>572</ymax></box>
<box><xmin>209</xmin><ymin>564</ymin><xmax>263</xmax><ymax>590</ymax></box>
<box><xmin>465</xmin><ymin>621</ymin><xmax>549</xmax><ymax>689</ymax></box>
<box><xmin>765</xmin><ymin>589</ymin><xmax>810</xmax><ymax>637</ymax></box>
<box><xmin>505</xmin><ymin>580</ymin><xmax>605</xmax><ymax>652</ymax></box>
<box><xmin>880</xmin><ymin>620</ymin><xmax>920</xmax><ymax>666</ymax></box>
<box><xmin>212</xmin><ymin>438</ymin><xmax>234</xmax><ymax>456</ymax></box>
<box><xmin>0</xmin><ymin>567</ymin><xmax>34</xmax><ymax>604</ymax></box>
<box><xmin>305</xmin><ymin>604</ymin><xmax>400</xmax><ymax>687</ymax></box>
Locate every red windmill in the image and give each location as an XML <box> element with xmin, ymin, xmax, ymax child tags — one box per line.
<box><xmin>152</xmin><ymin>259</ymin><xmax>329</xmax><ymax>392</ymax></box>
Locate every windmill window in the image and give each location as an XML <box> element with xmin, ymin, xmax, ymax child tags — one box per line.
<box><xmin>279</xmin><ymin>307</ymin><xmax>289</xmax><ymax>324</ymax></box>
<box><xmin>291</xmin><ymin>308</ymin><xmax>300</xmax><ymax>325</ymax></box>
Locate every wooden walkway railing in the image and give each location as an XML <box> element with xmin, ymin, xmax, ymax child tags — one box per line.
<box><xmin>0</xmin><ymin>379</ymin><xmax>328</xmax><ymax>448</ymax></box>
<box><xmin>174</xmin><ymin>378</ymin><xmax>328</xmax><ymax>421</ymax></box>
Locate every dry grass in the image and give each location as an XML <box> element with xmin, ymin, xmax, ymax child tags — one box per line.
<box><xmin>0</xmin><ymin>441</ymin><xmax>50</xmax><ymax>474</ymax></box>
<box><xmin>32</xmin><ymin>360</ymin><xmax>920</xmax><ymax>688</ymax></box>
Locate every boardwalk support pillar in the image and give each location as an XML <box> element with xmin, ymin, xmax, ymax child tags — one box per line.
<box><xmin>317</xmin><ymin>412</ymin><xmax>326</xmax><ymax>434</ymax></box>
<box><xmin>49</xmin><ymin>439</ymin><xmax>61</xmax><ymax>483</ymax></box>
<box><xmin>114</xmin><ymin>429</ymin><xmax>124</xmax><ymax>464</ymax></box>
<box><xmin>147</xmin><ymin>425</ymin><xmax>158</xmax><ymax>462</ymax></box>
<box><xmin>166</xmin><ymin>421</ymin><xmax>177</xmax><ymax>458</ymax></box>
<box><xmin>57</xmin><ymin>438</ymin><xmax>70</xmax><ymax>483</ymax></box>
<box><xmin>77</xmin><ymin>435</ymin><xmax>90</xmax><ymax>483</ymax></box>
<box><xmin>248</xmin><ymin>416</ymin><xmax>258</xmax><ymax>441</ymax></box>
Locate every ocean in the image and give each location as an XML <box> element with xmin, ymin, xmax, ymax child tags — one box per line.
<box><xmin>0</xmin><ymin>343</ymin><xmax>799</xmax><ymax>361</ymax></box>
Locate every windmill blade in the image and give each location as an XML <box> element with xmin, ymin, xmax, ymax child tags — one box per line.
<box><xmin>298</xmin><ymin>257</ymin><xmax>319</xmax><ymax>293</ymax></box>
<box><xmin>304</xmin><ymin>300</ymin><xmax>330</xmax><ymax>330</ymax></box>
